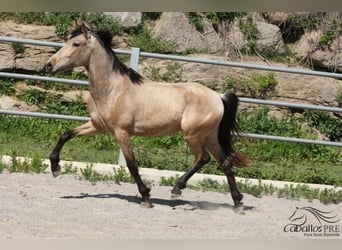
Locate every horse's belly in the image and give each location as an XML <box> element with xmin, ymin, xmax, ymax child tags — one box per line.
<box><xmin>133</xmin><ymin>117</ymin><xmax>182</xmax><ymax>136</ymax></box>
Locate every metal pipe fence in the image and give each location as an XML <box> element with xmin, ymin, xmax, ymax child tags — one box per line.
<box><xmin>0</xmin><ymin>36</ymin><xmax>341</xmax><ymax>149</ymax></box>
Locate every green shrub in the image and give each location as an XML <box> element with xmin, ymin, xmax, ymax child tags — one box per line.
<box><xmin>44</xmin><ymin>96</ymin><xmax>88</xmax><ymax>116</ymax></box>
<box><xmin>20</xmin><ymin>89</ymin><xmax>49</xmax><ymax>106</ymax></box>
<box><xmin>187</xmin><ymin>12</ymin><xmax>246</xmax><ymax>32</ymax></box>
<box><xmin>12</xmin><ymin>42</ymin><xmax>25</xmax><ymax>54</ymax></box>
<box><xmin>223</xmin><ymin>73</ymin><xmax>277</xmax><ymax>98</ymax></box>
<box><xmin>238</xmin><ymin>15</ymin><xmax>259</xmax><ymax>54</ymax></box>
<box><xmin>337</xmin><ymin>88</ymin><xmax>342</xmax><ymax>107</ymax></box>
<box><xmin>0</xmin><ymin>79</ymin><xmax>15</xmax><ymax>96</ymax></box>
<box><xmin>129</xmin><ymin>25</ymin><xmax>177</xmax><ymax>53</ymax></box>
<box><xmin>304</xmin><ymin>111</ymin><xmax>342</xmax><ymax>141</ymax></box>
<box><xmin>144</xmin><ymin>62</ymin><xmax>183</xmax><ymax>82</ymax></box>
<box><xmin>142</xmin><ymin>12</ymin><xmax>162</xmax><ymax>21</ymax></box>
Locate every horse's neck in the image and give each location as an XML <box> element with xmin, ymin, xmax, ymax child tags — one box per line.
<box><xmin>87</xmin><ymin>44</ymin><xmax>129</xmax><ymax>100</ymax></box>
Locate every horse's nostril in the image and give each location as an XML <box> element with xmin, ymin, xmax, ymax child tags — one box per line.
<box><xmin>45</xmin><ymin>62</ymin><xmax>52</xmax><ymax>72</ymax></box>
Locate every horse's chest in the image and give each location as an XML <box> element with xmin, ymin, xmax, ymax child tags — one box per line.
<box><xmin>87</xmin><ymin>96</ymin><xmax>117</xmax><ymax>131</ymax></box>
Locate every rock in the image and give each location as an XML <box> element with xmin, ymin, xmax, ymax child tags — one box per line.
<box><xmin>292</xmin><ymin>30</ymin><xmax>320</xmax><ymax>60</ymax></box>
<box><xmin>225</xmin><ymin>19</ymin><xmax>286</xmax><ymax>56</ymax></box>
<box><xmin>293</xmin><ymin>30</ymin><xmax>342</xmax><ymax>72</ymax></box>
<box><xmin>255</xmin><ymin>21</ymin><xmax>285</xmax><ymax>54</ymax></box>
<box><xmin>263</xmin><ymin>12</ymin><xmax>290</xmax><ymax>25</ymax></box>
<box><xmin>60</xmin><ymin>90</ymin><xmax>89</xmax><ymax>103</ymax></box>
<box><xmin>104</xmin><ymin>12</ymin><xmax>142</xmax><ymax>28</ymax></box>
<box><xmin>274</xmin><ymin>71</ymin><xmax>340</xmax><ymax>107</ymax></box>
<box><xmin>15</xmin><ymin>45</ymin><xmax>56</xmax><ymax>72</ymax></box>
<box><xmin>0</xmin><ymin>95</ymin><xmax>39</xmax><ymax>112</ymax></box>
<box><xmin>0</xmin><ymin>20</ymin><xmax>59</xmax><ymax>41</ymax></box>
<box><xmin>152</xmin><ymin>12</ymin><xmax>224</xmax><ymax>53</ymax></box>
<box><xmin>0</xmin><ymin>20</ymin><xmax>59</xmax><ymax>72</ymax></box>
<box><xmin>0</xmin><ymin>43</ymin><xmax>15</xmax><ymax>70</ymax></box>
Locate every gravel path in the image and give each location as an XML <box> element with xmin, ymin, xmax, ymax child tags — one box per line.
<box><xmin>0</xmin><ymin>170</ymin><xmax>341</xmax><ymax>239</ymax></box>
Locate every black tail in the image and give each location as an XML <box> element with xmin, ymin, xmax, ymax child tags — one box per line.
<box><xmin>218</xmin><ymin>93</ymin><xmax>250</xmax><ymax>167</ymax></box>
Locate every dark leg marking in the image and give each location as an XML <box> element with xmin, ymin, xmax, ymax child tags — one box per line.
<box><xmin>49</xmin><ymin>129</ymin><xmax>76</xmax><ymax>177</ymax></box>
<box><xmin>171</xmin><ymin>155</ymin><xmax>210</xmax><ymax>197</ymax></box>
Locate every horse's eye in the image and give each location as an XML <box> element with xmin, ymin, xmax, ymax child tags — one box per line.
<box><xmin>72</xmin><ymin>42</ymin><xmax>80</xmax><ymax>47</ymax></box>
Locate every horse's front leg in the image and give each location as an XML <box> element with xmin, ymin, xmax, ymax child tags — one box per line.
<box><xmin>50</xmin><ymin>121</ymin><xmax>99</xmax><ymax>177</ymax></box>
<box><xmin>114</xmin><ymin>129</ymin><xmax>152</xmax><ymax>208</ymax></box>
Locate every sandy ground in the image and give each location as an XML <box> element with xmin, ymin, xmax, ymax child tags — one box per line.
<box><xmin>0</xmin><ymin>170</ymin><xmax>341</xmax><ymax>239</ymax></box>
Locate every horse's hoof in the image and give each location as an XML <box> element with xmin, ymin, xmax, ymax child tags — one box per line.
<box><xmin>233</xmin><ymin>202</ymin><xmax>245</xmax><ymax>214</ymax></box>
<box><xmin>170</xmin><ymin>193</ymin><xmax>182</xmax><ymax>199</ymax></box>
<box><xmin>140</xmin><ymin>201</ymin><xmax>153</xmax><ymax>208</ymax></box>
<box><xmin>171</xmin><ymin>186</ymin><xmax>182</xmax><ymax>199</ymax></box>
<box><xmin>52</xmin><ymin>167</ymin><xmax>61</xmax><ymax>178</ymax></box>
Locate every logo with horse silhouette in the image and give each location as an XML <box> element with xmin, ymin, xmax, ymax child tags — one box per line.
<box><xmin>284</xmin><ymin>206</ymin><xmax>341</xmax><ymax>237</ymax></box>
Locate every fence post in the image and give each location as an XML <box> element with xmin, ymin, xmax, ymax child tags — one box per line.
<box><xmin>118</xmin><ymin>47</ymin><xmax>141</xmax><ymax>167</ymax></box>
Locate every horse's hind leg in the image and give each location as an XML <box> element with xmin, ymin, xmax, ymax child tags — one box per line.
<box><xmin>50</xmin><ymin>121</ymin><xmax>99</xmax><ymax>177</ymax></box>
<box><xmin>206</xmin><ymin>140</ymin><xmax>243</xmax><ymax>207</ymax></box>
<box><xmin>221</xmin><ymin>158</ymin><xmax>243</xmax><ymax>207</ymax></box>
<box><xmin>171</xmin><ymin>137</ymin><xmax>210</xmax><ymax>197</ymax></box>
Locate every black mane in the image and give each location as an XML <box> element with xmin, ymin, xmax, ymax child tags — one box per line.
<box><xmin>69</xmin><ymin>26</ymin><xmax>144</xmax><ymax>85</ymax></box>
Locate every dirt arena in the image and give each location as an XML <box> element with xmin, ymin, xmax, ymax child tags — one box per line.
<box><xmin>0</xmin><ymin>170</ymin><xmax>341</xmax><ymax>239</ymax></box>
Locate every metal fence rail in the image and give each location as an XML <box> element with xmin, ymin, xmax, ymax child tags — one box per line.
<box><xmin>1</xmin><ymin>109</ymin><xmax>341</xmax><ymax>148</ymax></box>
<box><xmin>0</xmin><ymin>36</ymin><xmax>342</xmax><ymax>149</ymax></box>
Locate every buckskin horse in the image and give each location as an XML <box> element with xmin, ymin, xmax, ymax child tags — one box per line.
<box><xmin>46</xmin><ymin>22</ymin><xmax>250</xmax><ymax>208</ymax></box>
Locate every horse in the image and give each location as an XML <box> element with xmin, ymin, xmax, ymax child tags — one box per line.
<box><xmin>45</xmin><ymin>22</ymin><xmax>250</xmax><ymax>208</ymax></box>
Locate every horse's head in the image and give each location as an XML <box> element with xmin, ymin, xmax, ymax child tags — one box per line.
<box><xmin>288</xmin><ymin>206</ymin><xmax>340</xmax><ymax>226</ymax></box>
<box><xmin>46</xmin><ymin>22</ymin><xmax>95</xmax><ymax>73</ymax></box>
<box><xmin>289</xmin><ymin>207</ymin><xmax>307</xmax><ymax>226</ymax></box>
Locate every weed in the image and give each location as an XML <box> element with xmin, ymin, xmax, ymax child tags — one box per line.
<box><xmin>113</xmin><ymin>166</ymin><xmax>134</xmax><ymax>184</ymax></box>
<box><xmin>80</xmin><ymin>164</ymin><xmax>134</xmax><ymax>185</ymax></box>
<box><xmin>159</xmin><ymin>175</ymin><xmax>179</xmax><ymax>186</ymax></box>
<box><xmin>62</xmin><ymin>162</ymin><xmax>78</xmax><ymax>175</ymax></box>
<box><xmin>80</xmin><ymin>164</ymin><xmax>96</xmax><ymax>184</ymax></box>
<box><xmin>0</xmin><ymin>157</ymin><xmax>4</xmax><ymax>173</ymax></box>
<box><xmin>7</xmin><ymin>151</ymin><xmax>47</xmax><ymax>173</ymax></box>
<box><xmin>187</xmin><ymin>12</ymin><xmax>205</xmax><ymax>32</ymax></box>
<box><xmin>198</xmin><ymin>178</ymin><xmax>223</xmax><ymax>192</ymax></box>
<box><xmin>12</xmin><ymin>42</ymin><xmax>25</xmax><ymax>54</ymax></box>
<box><xmin>318</xmin><ymin>28</ymin><xmax>336</xmax><ymax>47</ymax></box>
<box><xmin>144</xmin><ymin>62</ymin><xmax>182</xmax><ymax>82</ymax></box>
<box><xmin>193</xmin><ymin>176</ymin><xmax>341</xmax><ymax>204</ymax></box>
<box><xmin>238</xmin><ymin>15</ymin><xmax>259</xmax><ymax>54</ymax></box>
